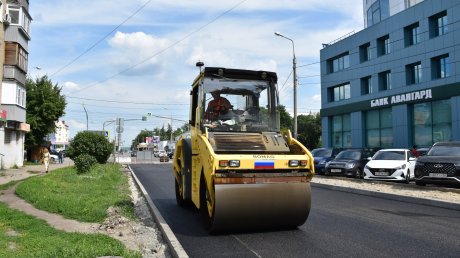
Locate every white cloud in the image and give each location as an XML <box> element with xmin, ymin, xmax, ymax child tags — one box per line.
<box><xmin>63</xmin><ymin>81</ymin><xmax>80</xmax><ymax>90</ymax></box>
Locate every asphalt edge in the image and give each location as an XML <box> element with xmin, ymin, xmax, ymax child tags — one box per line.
<box><xmin>312</xmin><ymin>182</ymin><xmax>460</xmax><ymax>211</ymax></box>
<box><xmin>128</xmin><ymin>165</ymin><xmax>189</xmax><ymax>258</ymax></box>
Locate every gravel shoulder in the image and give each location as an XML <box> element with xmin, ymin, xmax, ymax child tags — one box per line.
<box><xmin>312</xmin><ymin>175</ymin><xmax>460</xmax><ymax>204</ymax></box>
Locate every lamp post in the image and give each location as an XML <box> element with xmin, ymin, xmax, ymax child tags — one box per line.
<box><xmin>162</xmin><ymin>108</ymin><xmax>173</xmax><ymax>146</ymax></box>
<box><xmin>275</xmin><ymin>32</ymin><xmax>298</xmax><ymax>139</ymax></box>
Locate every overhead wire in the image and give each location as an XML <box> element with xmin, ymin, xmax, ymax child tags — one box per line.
<box><xmin>66</xmin><ymin>0</ymin><xmax>249</xmax><ymax>96</ymax></box>
<box><xmin>49</xmin><ymin>0</ymin><xmax>154</xmax><ymax>78</ymax></box>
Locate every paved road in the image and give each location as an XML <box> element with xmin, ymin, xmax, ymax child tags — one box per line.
<box><xmin>131</xmin><ymin>164</ymin><xmax>460</xmax><ymax>258</ymax></box>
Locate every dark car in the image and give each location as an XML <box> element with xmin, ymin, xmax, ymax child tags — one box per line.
<box><xmin>167</xmin><ymin>150</ymin><xmax>174</xmax><ymax>159</ymax></box>
<box><xmin>311</xmin><ymin>148</ymin><xmax>342</xmax><ymax>175</ymax></box>
<box><xmin>414</xmin><ymin>141</ymin><xmax>460</xmax><ymax>186</ymax></box>
<box><xmin>325</xmin><ymin>148</ymin><xmax>375</xmax><ymax>178</ymax></box>
<box><xmin>131</xmin><ymin>151</ymin><xmax>137</xmax><ymax>157</ymax></box>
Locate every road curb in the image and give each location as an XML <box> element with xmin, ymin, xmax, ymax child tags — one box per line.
<box><xmin>128</xmin><ymin>165</ymin><xmax>189</xmax><ymax>258</ymax></box>
<box><xmin>312</xmin><ymin>182</ymin><xmax>460</xmax><ymax>211</ymax></box>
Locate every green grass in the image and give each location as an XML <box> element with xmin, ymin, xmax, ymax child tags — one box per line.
<box><xmin>0</xmin><ymin>202</ymin><xmax>140</xmax><ymax>258</ymax></box>
<box><xmin>15</xmin><ymin>164</ymin><xmax>135</xmax><ymax>223</ymax></box>
<box><xmin>0</xmin><ymin>181</ymin><xmax>18</xmax><ymax>191</ymax></box>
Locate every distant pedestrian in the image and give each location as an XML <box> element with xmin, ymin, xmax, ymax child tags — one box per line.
<box><xmin>58</xmin><ymin>151</ymin><xmax>64</xmax><ymax>164</ymax></box>
<box><xmin>43</xmin><ymin>148</ymin><xmax>50</xmax><ymax>173</ymax></box>
<box><xmin>411</xmin><ymin>145</ymin><xmax>420</xmax><ymax>158</ymax></box>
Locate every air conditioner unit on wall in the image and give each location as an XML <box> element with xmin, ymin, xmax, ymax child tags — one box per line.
<box><xmin>3</xmin><ymin>13</ymin><xmax>11</xmax><ymax>25</ymax></box>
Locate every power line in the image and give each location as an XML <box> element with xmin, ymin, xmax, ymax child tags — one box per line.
<box><xmin>66</xmin><ymin>96</ymin><xmax>188</xmax><ymax>105</ymax></box>
<box><xmin>50</xmin><ymin>0</ymin><xmax>154</xmax><ymax>78</ymax></box>
<box><xmin>67</xmin><ymin>0</ymin><xmax>249</xmax><ymax>96</ymax></box>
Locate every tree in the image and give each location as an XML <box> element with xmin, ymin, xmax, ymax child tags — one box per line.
<box><xmin>297</xmin><ymin>112</ymin><xmax>322</xmax><ymax>150</ymax></box>
<box><xmin>278</xmin><ymin>105</ymin><xmax>292</xmax><ymax>130</ymax></box>
<box><xmin>131</xmin><ymin>129</ymin><xmax>154</xmax><ymax>150</ymax></box>
<box><xmin>66</xmin><ymin>131</ymin><xmax>114</xmax><ymax>164</ymax></box>
<box><xmin>25</xmin><ymin>76</ymin><xmax>66</xmax><ymax>149</ymax></box>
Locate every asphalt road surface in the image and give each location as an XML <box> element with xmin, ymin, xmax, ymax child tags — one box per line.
<box><xmin>131</xmin><ymin>163</ymin><xmax>460</xmax><ymax>258</ymax></box>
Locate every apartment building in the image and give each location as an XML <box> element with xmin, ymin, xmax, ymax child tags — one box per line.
<box><xmin>320</xmin><ymin>0</ymin><xmax>460</xmax><ymax>148</ymax></box>
<box><xmin>50</xmin><ymin>121</ymin><xmax>69</xmax><ymax>151</ymax></box>
<box><xmin>0</xmin><ymin>0</ymin><xmax>31</xmax><ymax>168</ymax></box>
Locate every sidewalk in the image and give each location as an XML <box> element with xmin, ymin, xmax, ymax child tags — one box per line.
<box><xmin>0</xmin><ymin>159</ymin><xmax>74</xmax><ymax>185</ymax></box>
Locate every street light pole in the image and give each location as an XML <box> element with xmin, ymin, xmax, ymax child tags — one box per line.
<box><xmin>275</xmin><ymin>32</ymin><xmax>298</xmax><ymax>139</ymax></box>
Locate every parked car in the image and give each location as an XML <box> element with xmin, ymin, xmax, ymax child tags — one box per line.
<box><xmin>130</xmin><ymin>151</ymin><xmax>137</xmax><ymax>157</ymax></box>
<box><xmin>153</xmin><ymin>150</ymin><xmax>160</xmax><ymax>157</ymax></box>
<box><xmin>414</xmin><ymin>141</ymin><xmax>460</xmax><ymax>186</ymax></box>
<box><xmin>167</xmin><ymin>150</ymin><xmax>174</xmax><ymax>159</ymax></box>
<box><xmin>417</xmin><ymin>147</ymin><xmax>430</xmax><ymax>156</ymax></box>
<box><xmin>49</xmin><ymin>153</ymin><xmax>58</xmax><ymax>163</ymax></box>
<box><xmin>311</xmin><ymin>148</ymin><xmax>342</xmax><ymax>175</ymax></box>
<box><xmin>363</xmin><ymin>149</ymin><xmax>416</xmax><ymax>184</ymax></box>
<box><xmin>158</xmin><ymin>150</ymin><xmax>169</xmax><ymax>162</ymax></box>
<box><xmin>325</xmin><ymin>148</ymin><xmax>375</xmax><ymax>178</ymax></box>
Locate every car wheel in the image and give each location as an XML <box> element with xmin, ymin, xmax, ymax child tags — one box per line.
<box><xmin>356</xmin><ymin>168</ymin><xmax>362</xmax><ymax>179</ymax></box>
<box><xmin>404</xmin><ymin>171</ymin><xmax>410</xmax><ymax>184</ymax></box>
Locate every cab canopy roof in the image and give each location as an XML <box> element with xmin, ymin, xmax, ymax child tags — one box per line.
<box><xmin>196</xmin><ymin>67</ymin><xmax>278</xmax><ymax>83</ymax></box>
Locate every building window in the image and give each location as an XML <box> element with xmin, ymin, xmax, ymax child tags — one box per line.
<box><xmin>413</xmin><ymin>100</ymin><xmax>451</xmax><ymax>146</ymax></box>
<box><xmin>4</xmin><ymin>130</ymin><xmax>12</xmax><ymax>144</ymax></box>
<box><xmin>331</xmin><ymin>114</ymin><xmax>351</xmax><ymax>148</ymax></box>
<box><xmin>6</xmin><ymin>4</ymin><xmax>31</xmax><ymax>35</ymax></box>
<box><xmin>406</xmin><ymin>62</ymin><xmax>422</xmax><ymax>85</ymax></box>
<box><xmin>16</xmin><ymin>86</ymin><xmax>26</xmax><ymax>107</ymax></box>
<box><xmin>330</xmin><ymin>83</ymin><xmax>351</xmax><ymax>102</ymax></box>
<box><xmin>404</xmin><ymin>22</ymin><xmax>420</xmax><ymax>46</ymax></box>
<box><xmin>366</xmin><ymin>108</ymin><xmax>392</xmax><ymax>148</ymax></box>
<box><xmin>378</xmin><ymin>71</ymin><xmax>391</xmax><ymax>91</ymax></box>
<box><xmin>377</xmin><ymin>35</ymin><xmax>390</xmax><ymax>56</ymax></box>
<box><xmin>405</xmin><ymin>0</ymin><xmax>423</xmax><ymax>8</ymax></box>
<box><xmin>367</xmin><ymin>0</ymin><xmax>390</xmax><ymax>27</ymax></box>
<box><xmin>361</xmin><ymin>76</ymin><xmax>372</xmax><ymax>95</ymax></box>
<box><xmin>328</xmin><ymin>52</ymin><xmax>350</xmax><ymax>73</ymax></box>
<box><xmin>5</xmin><ymin>42</ymin><xmax>28</xmax><ymax>72</ymax></box>
<box><xmin>431</xmin><ymin>54</ymin><xmax>450</xmax><ymax>79</ymax></box>
<box><xmin>359</xmin><ymin>43</ymin><xmax>371</xmax><ymax>62</ymax></box>
<box><xmin>429</xmin><ymin>11</ymin><xmax>448</xmax><ymax>38</ymax></box>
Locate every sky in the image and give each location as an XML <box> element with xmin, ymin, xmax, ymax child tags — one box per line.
<box><xmin>28</xmin><ymin>0</ymin><xmax>364</xmax><ymax>147</ymax></box>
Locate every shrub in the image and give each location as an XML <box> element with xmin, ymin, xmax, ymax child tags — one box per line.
<box><xmin>74</xmin><ymin>154</ymin><xmax>98</xmax><ymax>174</ymax></box>
<box><xmin>66</xmin><ymin>131</ymin><xmax>113</xmax><ymax>164</ymax></box>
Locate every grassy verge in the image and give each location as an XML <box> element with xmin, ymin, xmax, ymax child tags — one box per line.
<box><xmin>0</xmin><ymin>202</ymin><xmax>140</xmax><ymax>258</ymax></box>
<box><xmin>15</xmin><ymin>164</ymin><xmax>134</xmax><ymax>223</ymax></box>
<box><xmin>0</xmin><ymin>181</ymin><xmax>18</xmax><ymax>191</ymax></box>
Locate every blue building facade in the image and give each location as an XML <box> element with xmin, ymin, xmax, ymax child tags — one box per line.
<box><xmin>320</xmin><ymin>0</ymin><xmax>460</xmax><ymax>148</ymax></box>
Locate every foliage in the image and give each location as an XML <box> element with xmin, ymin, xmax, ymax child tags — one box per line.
<box><xmin>297</xmin><ymin>112</ymin><xmax>322</xmax><ymax>150</ymax></box>
<box><xmin>278</xmin><ymin>105</ymin><xmax>293</xmax><ymax>130</ymax></box>
<box><xmin>74</xmin><ymin>154</ymin><xmax>98</xmax><ymax>174</ymax></box>
<box><xmin>131</xmin><ymin>122</ymin><xmax>189</xmax><ymax>149</ymax></box>
<box><xmin>66</xmin><ymin>131</ymin><xmax>113</xmax><ymax>164</ymax></box>
<box><xmin>16</xmin><ymin>164</ymin><xmax>134</xmax><ymax>223</ymax></box>
<box><xmin>25</xmin><ymin>76</ymin><xmax>66</xmax><ymax>149</ymax></box>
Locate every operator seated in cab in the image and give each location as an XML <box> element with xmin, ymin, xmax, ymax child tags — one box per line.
<box><xmin>206</xmin><ymin>91</ymin><xmax>232</xmax><ymax>121</ymax></box>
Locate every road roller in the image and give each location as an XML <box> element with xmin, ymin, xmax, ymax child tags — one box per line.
<box><xmin>173</xmin><ymin>65</ymin><xmax>314</xmax><ymax>233</ymax></box>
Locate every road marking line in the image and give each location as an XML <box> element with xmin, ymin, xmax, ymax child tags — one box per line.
<box><xmin>232</xmin><ymin>235</ymin><xmax>262</xmax><ymax>258</ymax></box>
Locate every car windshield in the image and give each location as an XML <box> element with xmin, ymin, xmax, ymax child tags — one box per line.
<box><xmin>312</xmin><ymin>149</ymin><xmax>332</xmax><ymax>157</ymax></box>
<box><xmin>335</xmin><ymin>150</ymin><xmax>361</xmax><ymax>160</ymax></box>
<box><xmin>373</xmin><ymin>151</ymin><xmax>405</xmax><ymax>160</ymax></box>
<box><xmin>428</xmin><ymin>145</ymin><xmax>460</xmax><ymax>156</ymax></box>
<box><xmin>200</xmin><ymin>77</ymin><xmax>279</xmax><ymax>133</ymax></box>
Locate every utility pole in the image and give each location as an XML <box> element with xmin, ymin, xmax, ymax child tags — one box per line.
<box><xmin>275</xmin><ymin>32</ymin><xmax>298</xmax><ymax>139</ymax></box>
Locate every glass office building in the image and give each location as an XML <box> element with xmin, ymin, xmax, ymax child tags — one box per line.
<box><xmin>320</xmin><ymin>0</ymin><xmax>460</xmax><ymax>148</ymax></box>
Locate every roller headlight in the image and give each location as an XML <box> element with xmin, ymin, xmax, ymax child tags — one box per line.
<box><xmin>289</xmin><ymin>160</ymin><xmax>299</xmax><ymax>167</ymax></box>
<box><xmin>219</xmin><ymin>160</ymin><xmax>240</xmax><ymax>167</ymax></box>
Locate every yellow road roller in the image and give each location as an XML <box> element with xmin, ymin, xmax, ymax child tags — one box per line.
<box><xmin>173</xmin><ymin>65</ymin><xmax>314</xmax><ymax>233</ymax></box>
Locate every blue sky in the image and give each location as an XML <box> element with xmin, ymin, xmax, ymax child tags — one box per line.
<box><xmin>28</xmin><ymin>0</ymin><xmax>364</xmax><ymax>146</ymax></box>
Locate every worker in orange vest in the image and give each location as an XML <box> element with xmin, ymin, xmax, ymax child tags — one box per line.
<box><xmin>206</xmin><ymin>91</ymin><xmax>232</xmax><ymax>121</ymax></box>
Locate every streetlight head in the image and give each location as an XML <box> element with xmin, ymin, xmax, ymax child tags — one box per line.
<box><xmin>274</xmin><ymin>32</ymin><xmax>282</xmax><ymax>36</ymax></box>
<box><xmin>35</xmin><ymin>66</ymin><xmax>42</xmax><ymax>70</ymax></box>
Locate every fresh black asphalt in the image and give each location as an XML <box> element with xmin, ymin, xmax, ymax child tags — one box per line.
<box><xmin>131</xmin><ymin>163</ymin><xmax>460</xmax><ymax>258</ymax></box>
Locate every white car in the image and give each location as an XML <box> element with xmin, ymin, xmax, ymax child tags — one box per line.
<box><xmin>363</xmin><ymin>149</ymin><xmax>416</xmax><ymax>184</ymax></box>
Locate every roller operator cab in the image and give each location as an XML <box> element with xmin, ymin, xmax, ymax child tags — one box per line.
<box><xmin>173</xmin><ymin>67</ymin><xmax>314</xmax><ymax>233</ymax></box>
